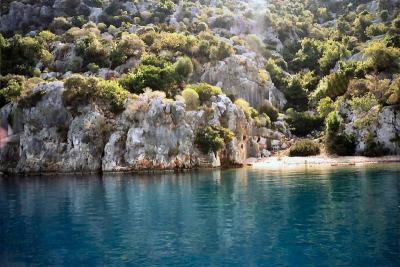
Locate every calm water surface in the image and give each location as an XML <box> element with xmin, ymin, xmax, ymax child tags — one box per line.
<box><xmin>1</xmin><ymin>164</ymin><xmax>399</xmax><ymax>266</ymax></box>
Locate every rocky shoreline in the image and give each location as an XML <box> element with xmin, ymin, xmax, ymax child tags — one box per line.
<box><xmin>0</xmin><ymin>82</ymin><xmax>291</xmax><ymax>175</ymax></box>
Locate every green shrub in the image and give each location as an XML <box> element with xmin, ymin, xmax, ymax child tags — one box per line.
<box><xmin>209</xmin><ymin>42</ymin><xmax>234</xmax><ymax>61</ymax></box>
<box><xmin>63</xmin><ymin>74</ymin><xmax>98</xmax><ymax>106</ymax></box>
<box><xmin>365</xmin><ymin>23</ymin><xmax>386</xmax><ymax>38</ymax></box>
<box><xmin>0</xmin><ymin>78</ymin><xmax>25</xmax><ymax>108</ymax></box>
<box><xmin>64</xmin><ymin>75</ymin><xmax>128</xmax><ymax>113</ymax></box>
<box><xmin>185</xmin><ymin>83</ymin><xmax>222</xmax><ymax>104</ymax></box>
<box><xmin>387</xmin><ymin>76</ymin><xmax>400</xmax><ymax>105</ymax></box>
<box><xmin>326</xmin><ymin>132</ymin><xmax>357</xmax><ymax>156</ymax></box>
<box><xmin>197</xmin><ymin>22</ymin><xmax>208</xmax><ymax>32</ymax></box>
<box><xmin>87</xmin><ymin>63</ymin><xmax>100</xmax><ymax>73</ymax></box>
<box><xmin>348</xmin><ymin>93</ymin><xmax>380</xmax><ymax>128</ymax></box>
<box><xmin>254</xmin><ymin>113</ymin><xmax>272</xmax><ymax>128</ymax></box>
<box><xmin>110</xmin><ymin>33</ymin><xmax>145</xmax><ymax>66</ymax></box>
<box><xmin>362</xmin><ymin>133</ymin><xmax>389</xmax><ymax>157</ymax></box>
<box><xmin>119</xmin><ymin>56</ymin><xmax>176</xmax><ymax>95</ymax></box>
<box><xmin>259</xmin><ymin>100</ymin><xmax>279</xmax><ymax>121</ymax></box>
<box><xmin>0</xmin><ymin>35</ymin><xmax>52</xmax><ymax>76</ymax></box>
<box><xmin>120</xmin><ymin>65</ymin><xmax>169</xmax><ymax>93</ymax></box>
<box><xmin>97</xmin><ymin>80</ymin><xmax>128</xmax><ymax>113</ymax></box>
<box><xmin>364</xmin><ymin>40</ymin><xmax>400</xmax><ymax>72</ymax></box>
<box><xmin>84</xmin><ymin>0</ymin><xmax>104</xmax><ymax>8</ymax></box>
<box><xmin>174</xmin><ymin>56</ymin><xmax>193</xmax><ymax>82</ymax></box>
<box><xmin>316</xmin><ymin>97</ymin><xmax>335</xmax><ymax>118</ymax></box>
<box><xmin>265</xmin><ymin>58</ymin><xmax>286</xmax><ymax>88</ymax></box>
<box><xmin>75</xmin><ymin>34</ymin><xmax>110</xmax><ymax>68</ymax></box>
<box><xmin>195</xmin><ymin>125</ymin><xmax>234</xmax><ymax>154</ymax></box>
<box><xmin>181</xmin><ymin>88</ymin><xmax>199</xmax><ymax>110</ymax></box>
<box><xmin>310</xmin><ymin>71</ymin><xmax>350</xmax><ymax>103</ymax></box>
<box><xmin>289</xmin><ymin>139</ymin><xmax>320</xmax><ymax>156</ymax></box>
<box><xmin>324</xmin><ymin>111</ymin><xmax>356</xmax><ymax>156</ymax></box>
<box><xmin>285</xmin><ymin>108</ymin><xmax>323</xmax><ymax>137</ymax></box>
<box><xmin>50</xmin><ymin>17</ymin><xmax>72</xmax><ymax>33</ymax></box>
<box><xmin>235</xmin><ymin>98</ymin><xmax>258</xmax><ymax>119</ymax></box>
<box><xmin>283</xmin><ymin>74</ymin><xmax>308</xmax><ymax>110</ymax></box>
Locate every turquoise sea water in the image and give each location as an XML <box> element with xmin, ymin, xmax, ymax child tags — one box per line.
<box><xmin>1</xmin><ymin>164</ymin><xmax>399</xmax><ymax>266</ymax></box>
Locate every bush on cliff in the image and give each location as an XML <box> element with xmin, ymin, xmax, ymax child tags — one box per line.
<box><xmin>235</xmin><ymin>98</ymin><xmax>259</xmax><ymax>119</ymax></box>
<box><xmin>324</xmin><ymin>111</ymin><xmax>356</xmax><ymax>156</ymax></box>
<box><xmin>185</xmin><ymin>83</ymin><xmax>222</xmax><ymax>104</ymax></box>
<box><xmin>120</xmin><ymin>55</ymin><xmax>193</xmax><ymax>96</ymax></box>
<box><xmin>259</xmin><ymin>100</ymin><xmax>279</xmax><ymax>122</ymax></box>
<box><xmin>289</xmin><ymin>139</ymin><xmax>320</xmax><ymax>156</ymax></box>
<box><xmin>64</xmin><ymin>75</ymin><xmax>128</xmax><ymax>113</ymax></box>
<box><xmin>195</xmin><ymin>125</ymin><xmax>234</xmax><ymax>154</ymax></box>
<box><xmin>0</xmin><ymin>76</ymin><xmax>25</xmax><ymax>108</ymax></box>
<box><xmin>181</xmin><ymin>88</ymin><xmax>199</xmax><ymax>110</ymax></box>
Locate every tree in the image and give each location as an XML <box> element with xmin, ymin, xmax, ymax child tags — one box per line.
<box><xmin>174</xmin><ymin>57</ymin><xmax>193</xmax><ymax>82</ymax></box>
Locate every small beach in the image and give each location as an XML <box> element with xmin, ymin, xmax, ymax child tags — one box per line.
<box><xmin>248</xmin><ymin>155</ymin><xmax>400</xmax><ymax>168</ymax></box>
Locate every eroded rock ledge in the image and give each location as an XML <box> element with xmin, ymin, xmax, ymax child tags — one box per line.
<box><xmin>0</xmin><ymin>82</ymin><xmax>290</xmax><ymax>174</ymax></box>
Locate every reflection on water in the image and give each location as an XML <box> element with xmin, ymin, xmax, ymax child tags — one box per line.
<box><xmin>0</xmin><ymin>165</ymin><xmax>399</xmax><ymax>266</ymax></box>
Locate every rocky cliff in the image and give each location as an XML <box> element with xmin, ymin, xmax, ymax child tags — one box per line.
<box><xmin>0</xmin><ymin>82</ymin><xmax>290</xmax><ymax>174</ymax></box>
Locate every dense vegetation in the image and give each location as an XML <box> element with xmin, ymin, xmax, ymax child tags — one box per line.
<box><xmin>1</xmin><ymin>0</ymin><xmax>399</xmax><ymax>156</ymax></box>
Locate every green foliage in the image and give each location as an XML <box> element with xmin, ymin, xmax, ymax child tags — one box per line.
<box><xmin>174</xmin><ymin>56</ymin><xmax>193</xmax><ymax>82</ymax></box>
<box><xmin>293</xmin><ymin>38</ymin><xmax>349</xmax><ymax>74</ymax></box>
<box><xmin>96</xmin><ymin>80</ymin><xmax>128</xmax><ymax>113</ymax></box>
<box><xmin>235</xmin><ymin>98</ymin><xmax>259</xmax><ymax>119</ymax></box>
<box><xmin>185</xmin><ymin>83</ymin><xmax>222</xmax><ymax>104</ymax></box>
<box><xmin>0</xmin><ymin>77</ymin><xmax>25</xmax><ymax>108</ymax></box>
<box><xmin>265</xmin><ymin>58</ymin><xmax>286</xmax><ymax>88</ymax></box>
<box><xmin>155</xmin><ymin>0</ymin><xmax>176</xmax><ymax>21</ymax></box>
<box><xmin>119</xmin><ymin>55</ymin><xmax>175</xmax><ymax>95</ymax></box>
<box><xmin>87</xmin><ymin>63</ymin><xmax>100</xmax><ymax>73</ymax></box>
<box><xmin>195</xmin><ymin>125</ymin><xmax>234</xmax><ymax>154</ymax></box>
<box><xmin>110</xmin><ymin>33</ymin><xmax>145</xmax><ymax>67</ymax></box>
<box><xmin>84</xmin><ymin>0</ymin><xmax>104</xmax><ymax>7</ymax></box>
<box><xmin>120</xmin><ymin>64</ymin><xmax>172</xmax><ymax>94</ymax></box>
<box><xmin>63</xmin><ymin>74</ymin><xmax>98</xmax><ymax>106</ymax></box>
<box><xmin>75</xmin><ymin>34</ymin><xmax>110</xmax><ymax>68</ymax></box>
<box><xmin>209</xmin><ymin>42</ymin><xmax>234</xmax><ymax>61</ymax></box>
<box><xmin>0</xmin><ymin>35</ymin><xmax>52</xmax><ymax>76</ymax></box>
<box><xmin>259</xmin><ymin>100</ymin><xmax>279</xmax><ymax>122</ymax></box>
<box><xmin>50</xmin><ymin>17</ymin><xmax>72</xmax><ymax>33</ymax></box>
<box><xmin>285</xmin><ymin>108</ymin><xmax>323</xmax><ymax>137</ymax></box>
<box><xmin>254</xmin><ymin>113</ymin><xmax>272</xmax><ymax>128</ymax></box>
<box><xmin>387</xmin><ymin>76</ymin><xmax>400</xmax><ymax>105</ymax></box>
<box><xmin>364</xmin><ymin>40</ymin><xmax>400</xmax><ymax>72</ymax></box>
<box><xmin>365</xmin><ymin>23</ymin><xmax>386</xmax><ymax>38</ymax></box>
<box><xmin>316</xmin><ymin>97</ymin><xmax>335</xmax><ymax>118</ymax></box>
<box><xmin>310</xmin><ymin>71</ymin><xmax>350</xmax><ymax>103</ymax></box>
<box><xmin>283</xmin><ymin>74</ymin><xmax>309</xmax><ymax>110</ymax></box>
<box><xmin>181</xmin><ymin>88</ymin><xmax>199</xmax><ymax>110</ymax></box>
<box><xmin>324</xmin><ymin>111</ymin><xmax>356</xmax><ymax>156</ymax></box>
<box><xmin>289</xmin><ymin>139</ymin><xmax>320</xmax><ymax>156</ymax></box>
<box><xmin>348</xmin><ymin>93</ymin><xmax>380</xmax><ymax>128</ymax></box>
<box><xmin>151</xmin><ymin>32</ymin><xmax>192</xmax><ymax>53</ymax></box>
<box><xmin>64</xmin><ymin>74</ymin><xmax>128</xmax><ymax>113</ymax></box>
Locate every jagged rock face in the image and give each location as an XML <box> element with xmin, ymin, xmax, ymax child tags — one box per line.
<box><xmin>0</xmin><ymin>82</ymin><xmax>254</xmax><ymax>174</ymax></box>
<box><xmin>102</xmin><ymin>93</ymin><xmax>250</xmax><ymax>171</ymax></box>
<box><xmin>201</xmin><ymin>54</ymin><xmax>287</xmax><ymax>110</ymax></box>
<box><xmin>342</xmin><ymin>105</ymin><xmax>400</xmax><ymax>155</ymax></box>
<box><xmin>0</xmin><ymin>2</ymin><xmax>47</xmax><ymax>33</ymax></box>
